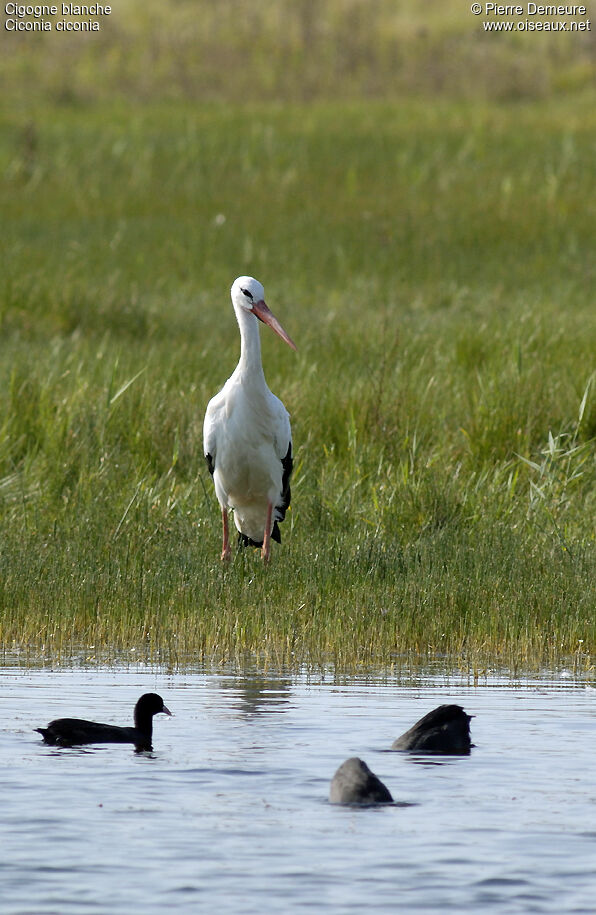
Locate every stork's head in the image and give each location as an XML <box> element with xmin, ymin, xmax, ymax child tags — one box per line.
<box><xmin>231</xmin><ymin>276</ymin><xmax>297</xmax><ymax>351</ymax></box>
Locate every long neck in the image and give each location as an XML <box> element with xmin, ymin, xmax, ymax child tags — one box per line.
<box><xmin>236</xmin><ymin>306</ymin><xmax>266</xmax><ymax>383</ymax></box>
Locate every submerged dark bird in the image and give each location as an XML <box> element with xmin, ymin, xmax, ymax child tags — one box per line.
<box><xmin>391</xmin><ymin>704</ymin><xmax>473</xmax><ymax>754</ymax></box>
<box><xmin>35</xmin><ymin>693</ymin><xmax>172</xmax><ymax>752</ymax></box>
<box><xmin>329</xmin><ymin>757</ymin><xmax>393</xmax><ymax>806</ymax></box>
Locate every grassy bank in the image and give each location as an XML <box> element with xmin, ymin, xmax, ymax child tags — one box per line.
<box><xmin>1</xmin><ymin>8</ymin><xmax>595</xmax><ymax>670</ymax></box>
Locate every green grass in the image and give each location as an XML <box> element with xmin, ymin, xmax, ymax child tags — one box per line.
<box><xmin>1</xmin><ymin>0</ymin><xmax>595</xmax><ymax>104</ymax></box>
<box><xmin>1</xmin><ymin>3</ymin><xmax>595</xmax><ymax>671</ymax></box>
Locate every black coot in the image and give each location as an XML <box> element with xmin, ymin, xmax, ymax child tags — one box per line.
<box><xmin>329</xmin><ymin>757</ymin><xmax>393</xmax><ymax>805</ymax></box>
<box><xmin>35</xmin><ymin>693</ymin><xmax>172</xmax><ymax>751</ymax></box>
<box><xmin>391</xmin><ymin>704</ymin><xmax>473</xmax><ymax>754</ymax></box>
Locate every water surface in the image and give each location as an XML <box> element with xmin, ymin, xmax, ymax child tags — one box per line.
<box><xmin>1</xmin><ymin>663</ymin><xmax>595</xmax><ymax>913</ymax></box>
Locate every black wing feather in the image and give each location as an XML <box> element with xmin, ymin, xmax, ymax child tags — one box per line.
<box><xmin>276</xmin><ymin>442</ymin><xmax>293</xmax><ymax>524</ymax></box>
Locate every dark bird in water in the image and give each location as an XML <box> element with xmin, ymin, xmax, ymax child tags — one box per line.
<box><xmin>391</xmin><ymin>704</ymin><xmax>473</xmax><ymax>754</ymax></box>
<box><xmin>329</xmin><ymin>757</ymin><xmax>393</xmax><ymax>806</ymax></box>
<box><xmin>35</xmin><ymin>693</ymin><xmax>172</xmax><ymax>752</ymax></box>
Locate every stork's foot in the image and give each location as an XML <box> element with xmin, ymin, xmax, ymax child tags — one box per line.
<box><xmin>221</xmin><ymin>546</ymin><xmax>232</xmax><ymax>563</ymax></box>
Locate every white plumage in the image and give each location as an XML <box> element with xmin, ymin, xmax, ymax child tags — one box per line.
<box><xmin>203</xmin><ymin>276</ymin><xmax>296</xmax><ymax>562</ymax></box>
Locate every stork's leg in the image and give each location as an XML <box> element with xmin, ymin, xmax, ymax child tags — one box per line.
<box><xmin>221</xmin><ymin>508</ymin><xmax>232</xmax><ymax>562</ymax></box>
<box><xmin>261</xmin><ymin>501</ymin><xmax>273</xmax><ymax>563</ymax></box>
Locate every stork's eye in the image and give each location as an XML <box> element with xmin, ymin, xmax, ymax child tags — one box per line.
<box><xmin>241</xmin><ymin>288</ymin><xmax>253</xmax><ymax>301</ymax></box>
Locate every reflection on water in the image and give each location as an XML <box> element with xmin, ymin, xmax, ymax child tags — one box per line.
<box><xmin>217</xmin><ymin>674</ymin><xmax>293</xmax><ymax>716</ymax></box>
<box><xmin>399</xmin><ymin>754</ymin><xmax>463</xmax><ymax>767</ymax></box>
<box><xmin>1</xmin><ymin>661</ymin><xmax>596</xmax><ymax>914</ymax></box>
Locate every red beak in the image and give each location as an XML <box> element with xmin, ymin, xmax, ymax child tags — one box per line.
<box><xmin>251</xmin><ymin>300</ymin><xmax>297</xmax><ymax>351</ymax></box>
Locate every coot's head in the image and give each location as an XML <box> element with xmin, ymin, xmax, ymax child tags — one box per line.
<box><xmin>134</xmin><ymin>693</ymin><xmax>172</xmax><ymax>720</ymax></box>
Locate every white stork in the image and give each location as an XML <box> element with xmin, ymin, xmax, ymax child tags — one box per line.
<box><xmin>203</xmin><ymin>276</ymin><xmax>296</xmax><ymax>562</ymax></box>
